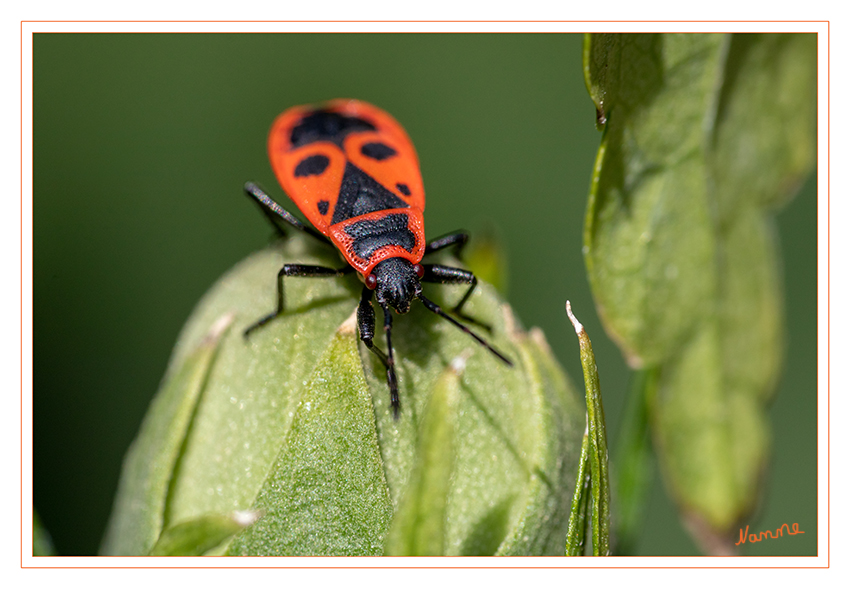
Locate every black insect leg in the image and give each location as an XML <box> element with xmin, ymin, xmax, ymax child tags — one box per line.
<box><xmin>423</xmin><ymin>230</ymin><xmax>469</xmax><ymax>257</ymax></box>
<box><xmin>422</xmin><ymin>232</ymin><xmax>491</xmax><ymax>328</ymax></box>
<box><xmin>357</xmin><ymin>286</ymin><xmax>400</xmax><ymax>418</ymax></box>
<box><xmin>417</xmin><ymin>292</ymin><xmax>513</xmax><ymax>368</ymax></box>
<box><xmin>244</xmin><ymin>181</ymin><xmax>331</xmax><ymax>244</ymax></box>
<box><xmin>421</xmin><ymin>263</ymin><xmax>482</xmax><ymax>324</ymax></box>
<box><xmin>380</xmin><ymin>302</ymin><xmax>400</xmax><ymax>419</ymax></box>
<box><xmin>244</xmin><ymin>264</ymin><xmax>353</xmax><ymax>337</ymax></box>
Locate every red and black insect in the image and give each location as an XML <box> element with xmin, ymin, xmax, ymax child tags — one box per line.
<box><xmin>244</xmin><ymin>99</ymin><xmax>512</xmax><ymax>417</ymax></box>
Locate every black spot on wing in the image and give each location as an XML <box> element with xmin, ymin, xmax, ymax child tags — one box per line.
<box><xmin>396</xmin><ymin>183</ymin><xmax>411</xmax><ymax>196</ymax></box>
<box><xmin>291</xmin><ymin>109</ymin><xmax>376</xmax><ymax>148</ymax></box>
<box><xmin>317</xmin><ymin>200</ymin><xmax>329</xmax><ymax>215</ymax></box>
<box><xmin>360</xmin><ymin>142</ymin><xmax>398</xmax><ymax>161</ymax></box>
<box><xmin>294</xmin><ymin>154</ymin><xmax>330</xmax><ymax>177</ymax></box>
<box><xmin>331</xmin><ymin>162</ymin><xmax>409</xmax><ymax>225</ymax></box>
<box><xmin>344</xmin><ymin>213</ymin><xmax>416</xmax><ymax>260</ymax></box>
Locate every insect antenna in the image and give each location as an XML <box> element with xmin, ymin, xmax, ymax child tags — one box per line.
<box><xmin>417</xmin><ymin>293</ymin><xmax>513</xmax><ymax>367</ymax></box>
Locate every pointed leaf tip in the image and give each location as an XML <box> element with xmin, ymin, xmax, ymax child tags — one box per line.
<box><xmin>565</xmin><ymin>301</ymin><xmax>584</xmax><ymax>335</ymax></box>
<box><xmin>150</xmin><ymin>511</ymin><xmax>262</xmax><ymax>556</ymax></box>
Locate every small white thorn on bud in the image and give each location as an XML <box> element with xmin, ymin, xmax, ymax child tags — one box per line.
<box><xmin>450</xmin><ymin>349</ymin><xmax>474</xmax><ymax>374</ymax></box>
<box><xmin>231</xmin><ymin>510</ymin><xmax>262</xmax><ymax>527</ymax></box>
<box><xmin>565</xmin><ymin>301</ymin><xmax>584</xmax><ymax>335</ymax></box>
<box><xmin>205</xmin><ymin>312</ymin><xmax>235</xmax><ymax>344</ymax></box>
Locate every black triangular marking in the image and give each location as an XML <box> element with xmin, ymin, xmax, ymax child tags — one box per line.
<box><xmin>331</xmin><ymin>162</ymin><xmax>409</xmax><ymax>225</ymax></box>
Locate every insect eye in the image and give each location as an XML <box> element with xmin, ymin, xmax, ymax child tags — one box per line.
<box><xmin>414</xmin><ymin>264</ymin><xmax>425</xmax><ymax>278</ymax></box>
<box><xmin>365</xmin><ymin>274</ymin><xmax>377</xmax><ymax>289</ymax></box>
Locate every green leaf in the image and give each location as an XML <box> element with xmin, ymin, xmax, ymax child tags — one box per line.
<box><xmin>710</xmin><ymin>34</ymin><xmax>817</xmax><ymax>220</ymax></box>
<box><xmin>227</xmin><ymin>314</ymin><xmax>393</xmax><ymax>555</ymax></box>
<box><xmin>565</xmin><ymin>433</ymin><xmax>591</xmax><ymax>556</ymax></box>
<box><xmin>565</xmin><ymin>302</ymin><xmax>610</xmax><ymax>556</ymax></box>
<box><xmin>583</xmin><ymin>34</ymin><xmax>663</xmax><ymax>129</ymax></box>
<box><xmin>650</xmin><ymin>209</ymin><xmax>778</xmax><ymax>535</ymax></box>
<box><xmin>583</xmin><ymin>33</ymin><xmax>815</xmax><ymax>551</ymax></box>
<box><xmin>384</xmin><ymin>354</ymin><xmax>465</xmax><ymax>555</ymax></box>
<box><xmin>100</xmin><ymin>312</ymin><xmax>232</xmax><ymax>555</ymax></box>
<box><xmin>150</xmin><ymin>511</ymin><xmax>261</xmax><ymax>556</ymax></box>
<box><xmin>584</xmin><ymin>33</ymin><xmax>722</xmax><ymax>367</ymax></box>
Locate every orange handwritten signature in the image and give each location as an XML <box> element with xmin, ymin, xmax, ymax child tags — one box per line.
<box><xmin>735</xmin><ymin>522</ymin><xmax>805</xmax><ymax>546</ymax></box>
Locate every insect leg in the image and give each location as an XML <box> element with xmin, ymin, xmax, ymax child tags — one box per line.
<box><xmin>244</xmin><ymin>181</ymin><xmax>331</xmax><ymax>244</ymax></box>
<box><xmin>380</xmin><ymin>302</ymin><xmax>400</xmax><ymax>418</ymax></box>
<box><xmin>417</xmin><ymin>292</ymin><xmax>513</xmax><ymax>368</ymax></box>
<box><xmin>423</xmin><ymin>230</ymin><xmax>469</xmax><ymax>257</ymax></box>
<box><xmin>357</xmin><ymin>287</ymin><xmax>400</xmax><ymax>418</ymax></box>
<box><xmin>421</xmin><ymin>263</ymin><xmax>485</xmax><ymax>328</ymax></box>
<box><xmin>243</xmin><ymin>264</ymin><xmax>353</xmax><ymax>337</ymax></box>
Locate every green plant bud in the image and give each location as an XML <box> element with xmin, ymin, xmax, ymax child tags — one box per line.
<box><xmin>101</xmin><ymin>233</ymin><xmax>584</xmax><ymax>556</ymax></box>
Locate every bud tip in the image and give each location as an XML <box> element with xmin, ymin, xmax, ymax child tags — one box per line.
<box><xmin>231</xmin><ymin>510</ymin><xmax>262</xmax><ymax>527</ymax></box>
<box><xmin>565</xmin><ymin>301</ymin><xmax>584</xmax><ymax>335</ymax></box>
<box><xmin>450</xmin><ymin>349</ymin><xmax>474</xmax><ymax>374</ymax></box>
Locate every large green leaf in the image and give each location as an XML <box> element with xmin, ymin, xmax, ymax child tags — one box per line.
<box><xmin>585</xmin><ymin>33</ymin><xmax>721</xmax><ymax>367</ymax></box>
<box><xmin>583</xmin><ymin>33</ymin><xmax>815</xmax><ymax>550</ymax></box>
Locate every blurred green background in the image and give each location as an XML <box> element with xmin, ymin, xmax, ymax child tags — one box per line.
<box><xmin>33</xmin><ymin>33</ymin><xmax>816</xmax><ymax>556</ymax></box>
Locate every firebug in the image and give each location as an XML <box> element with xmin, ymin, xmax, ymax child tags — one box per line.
<box><xmin>244</xmin><ymin>99</ymin><xmax>512</xmax><ymax>417</ymax></box>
